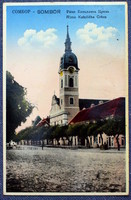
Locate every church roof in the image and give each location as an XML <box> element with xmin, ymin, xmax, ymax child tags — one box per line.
<box><xmin>79</xmin><ymin>99</ymin><xmax>108</xmax><ymax>110</ymax></box>
<box><xmin>60</xmin><ymin>52</ymin><xmax>79</xmax><ymax>70</ymax></box>
<box><xmin>59</xmin><ymin>26</ymin><xmax>79</xmax><ymax>71</ymax></box>
<box><xmin>69</xmin><ymin>97</ymin><xmax>125</xmax><ymax>124</ymax></box>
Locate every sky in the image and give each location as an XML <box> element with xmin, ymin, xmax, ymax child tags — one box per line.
<box><xmin>5</xmin><ymin>2</ymin><xmax>127</xmax><ymax>131</ymax></box>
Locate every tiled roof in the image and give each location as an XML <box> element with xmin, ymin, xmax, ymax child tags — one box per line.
<box><xmin>69</xmin><ymin>97</ymin><xmax>125</xmax><ymax>124</ymax></box>
<box><xmin>37</xmin><ymin>117</ymin><xmax>50</xmax><ymax>127</ymax></box>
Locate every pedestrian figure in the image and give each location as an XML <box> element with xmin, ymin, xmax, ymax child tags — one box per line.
<box><xmin>42</xmin><ymin>141</ymin><xmax>44</xmax><ymax>150</ymax></box>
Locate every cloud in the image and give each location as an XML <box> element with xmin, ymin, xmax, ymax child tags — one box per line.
<box><xmin>76</xmin><ymin>23</ymin><xmax>118</xmax><ymax>44</ymax></box>
<box><xmin>18</xmin><ymin>28</ymin><xmax>57</xmax><ymax>48</ymax></box>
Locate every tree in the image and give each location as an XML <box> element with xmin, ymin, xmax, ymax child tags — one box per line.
<box><xmin>67</xmin><ymin>124</ymin><xmax>82</xmax><ymax>137</ymax></box>
<box><xmin>53</xmin><ymin>125</ymin><xmax>68</xmax><ymax>141</ymax></box>
<box><xmin>87</xmin><ymin>122</ymin><xmax>98</xmax><ymax>137</ymax></box>
<box><xmin>14</xmin><ymin>125</ymin><xmax>48</xmax><ymax>144</ymax></box>
<box><xmin>6</xmin><ymin>71</ymin><xmax>34</xmax><ymax>142</ymax></box>
<box><xmin>94</xmin><ymin>120</ymin><xmax>106</xmax><ymax>146</ymax></box>
<box><xmin>50</xmin><ymin>125</ymin><xmax>60</xmax><ymax>143</ymax></box>
<box><xmin>100</xmin><ymin>117</ymin><xmax>125</xmax><ymax>150</ymax></box>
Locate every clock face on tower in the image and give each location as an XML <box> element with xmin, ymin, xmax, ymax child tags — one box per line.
<box><xmin>68</xmin><ymin>67</ymin><xmax>74</xmax><ymax>74</ymax></box>
<box><xmin>60</xmin><ymin>71</ymin><xmax>63</xmax><ymax>77</ymax></box>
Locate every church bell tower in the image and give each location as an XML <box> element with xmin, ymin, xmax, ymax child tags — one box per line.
<box><xmin>59</xmin><ymin>26</ymin><xmax>80</xmax><ymax>123</ymax></box>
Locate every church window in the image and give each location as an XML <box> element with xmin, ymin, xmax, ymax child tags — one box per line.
<box><xmin>69</xmin><ymin>77</ymin><xmax>74</xmax><ymax>87</ymax></box>
<box><xmin>61</xmin><ymin>99</ymin><xmax>63</xmax><ymax>105</ymax></box>
<box><xmin>61</xmin><ymin>79</ymin><xmax>63</xmax><ymax>88</ymax></box>
<box><xmin>75</xmin><ymin>76</ymin><xmax>78</xmax><ymax>87</ymax></box>
<box><xmin>65</xmin><ymin>75</ymin><xmax>67</xmax><ymax>86</ymax></box>
<box><xmin>70</xmin><ymin>97</ymin><xmax>74</xmax><ymax>105</ymax></box>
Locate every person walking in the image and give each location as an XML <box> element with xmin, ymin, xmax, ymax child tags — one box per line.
<box><xmin>42</xmin><ymin>140</ymin><xmax>44</xmax><ymax>150</ymax></box>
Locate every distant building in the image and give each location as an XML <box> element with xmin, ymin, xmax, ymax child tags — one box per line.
<box><xmin>37</xmin><ymin>117</ymin><xmax>50</xmax><ymax>127</ymax></box>
<box><xmin>32</xmin><ymin>116</ymin><xmax>41</xmax><ymax>126</ymax></box>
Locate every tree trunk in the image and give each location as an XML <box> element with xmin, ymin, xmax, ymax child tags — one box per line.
<box><xmin>116</xmin><ymin>134</ymin><xmax>120</xmax><ymax>151</ymax></box>
<box><xmin>86</xmin><ymin>137</ymin><xmax>90</xmax><ymax>148</ymax></box>
<box><xmin>100</xmin><ymin>134</ymin><xmax>103</xmax><ymax>145</ymax></box>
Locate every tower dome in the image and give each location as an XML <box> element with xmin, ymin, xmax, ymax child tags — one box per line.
<box><xmin>50</xmin><ymin>26</ymin><xmax>80</xmax><ymax>126</ymax></box>
<box><xmin>59</xmin><ymin>26</ymin><xmax>79</xmax><ymax>71</ymax></box>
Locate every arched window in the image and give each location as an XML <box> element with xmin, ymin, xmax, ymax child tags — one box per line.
<box><xmin>70</xmin><ymin>98</ymin><xmax>74</xmax><ymax>105</ymax></box>
<box><xmin>69</xmin><ymin>77</ymin><xmax>74</xmax><ymax>87</ymax></box>
<box><xmin>65</xmin><ymin>75</ymin><xmax>67</xmax><ymax>86</ymax></box>
<box><xmin>75</xmin><ymin>76</ymin><xmax>78</xmax><ymax>87</ymax></box>
<box><xmin>61</xmin><ymin>79</ymin><xmax>63</xmax><ymax>88</ymax></box>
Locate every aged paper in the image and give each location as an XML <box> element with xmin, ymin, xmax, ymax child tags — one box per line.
<box><xmin>3</xmin><ymin>2</ymin><xmax>129</xmax><ymax>196</ymax></box>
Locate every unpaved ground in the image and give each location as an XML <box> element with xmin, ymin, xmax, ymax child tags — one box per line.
<box><xmin>6</xmin><ymin>147</ymin><xmax>126</xmax><ymax>193</ymax></box>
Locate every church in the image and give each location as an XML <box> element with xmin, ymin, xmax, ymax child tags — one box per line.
<box><xmin>35</xmin><ymin>26</ymin><xmax>125</xmax><ymax>149</ymax></box>
<box><xmin>49</xmin><ymin>26</ymin><xmax>107</xmax><ymax>126</ymax></box>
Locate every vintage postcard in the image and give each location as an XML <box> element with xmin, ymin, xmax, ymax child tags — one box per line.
<box><xmin>3</xmin><ymin>1</ymin><xmax>129</xmax><ymax>196</ymax></box>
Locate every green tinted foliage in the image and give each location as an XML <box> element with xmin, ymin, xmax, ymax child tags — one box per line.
<box><xmin>67</xmin><ymin>124</ymin><xmax>82</xmax><ymax>136</ymax></box>
<box><xmin>15</xmin><ymin>126</ymin><xmax>48</xmax><ymax>141</ymax></box>
<box><xmin>87</xmin><ymin>122</ymin><xmax>98</xmax><ymax>136</ymax></box>
<box><xmin>46</xmin><ymin>125</ymin><xmax>57</xmax><ymax>139</ymax></box>
<box><xmin>6</xmin><ymin>71</ymin><xmax>34</xmax><ymax>142</ymax></box>
<box><xmin>48</xmin><ymin>125</ymin><xmax>68</xmax><ymax>140</ymax></box>
<box><xmin>101</xmin><ymin>117</ymin><xmax>125</xmax><ymax>136</ymax></box>
<box><xmin>14</xmin><ymin>118</ymin><xmax>125</xmax><ymax>143</ymax></box>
